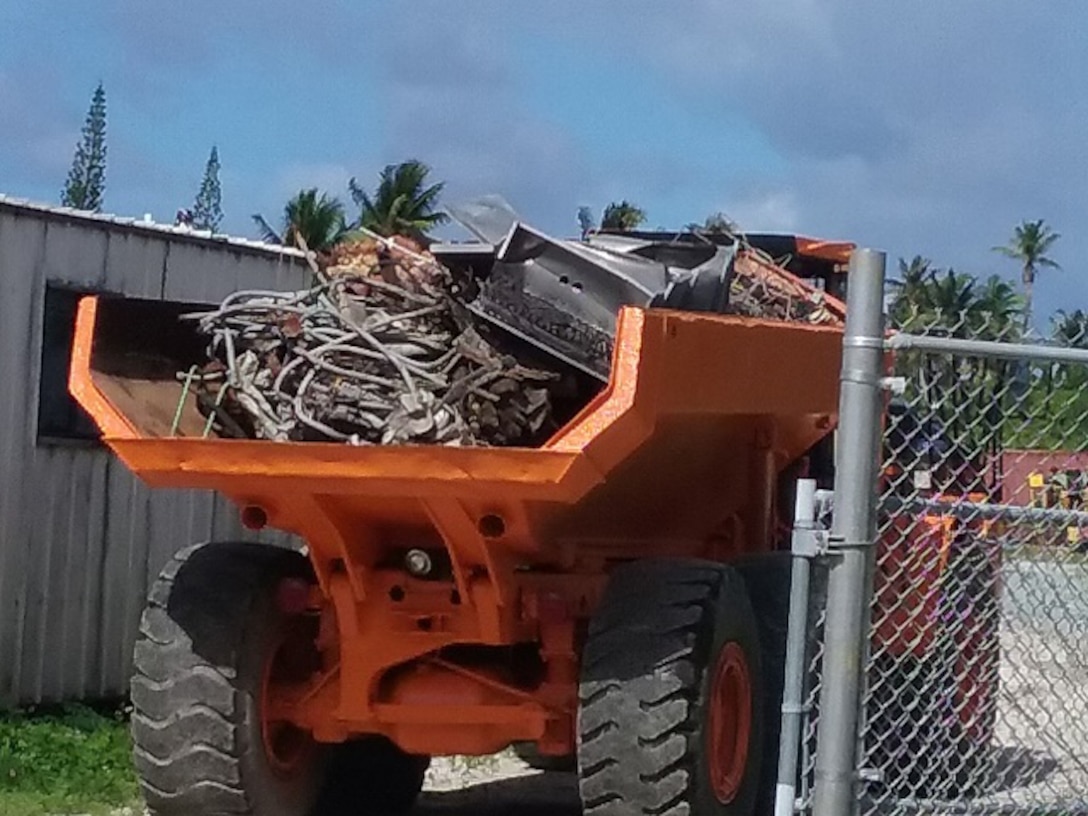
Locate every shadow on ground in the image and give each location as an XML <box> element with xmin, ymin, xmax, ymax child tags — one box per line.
<box><xmin>865</xmin><ymin>746</ymin><xmax>1065</xmax><ymax>812</ymax></box>
<box><xmin>413</xmin><ymin>771</ymin><xmax>581</xmax><ymax>815</ymax></box>
<box><xmin>985</xmin><ymin>745</ymin><xmax>1061</xmax><ymax>794</ymax></box>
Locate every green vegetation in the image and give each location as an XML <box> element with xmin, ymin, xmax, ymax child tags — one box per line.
<box><xmin>0</xmin><ymin>704</ymin><xmax>139</xmax><ymax>816</ymax></box>
<box><xmin>191</xmin><ymin>145</ymin><xmax>224</xmax><ymax>233</ymax></box>
<box><xmin>993</xmin><ymin>218</ymin><xmax>1061</xmax><ymax>330</ymax></box>
<box><xmin>685</xmin><ymin>211</ymin><xmax>737</xmax><ymax>236</ymax></box>
<box><xmin>600</xmin><ymin>200</ymin><xmax>646</xmax><ymax>231</ymax></box>
<box><xmin>349</xmin><ymin>159</ymin><xmax>448</xmax><ymax>240</ymax></box>
<box><xmin>886</xmin><ymin>218</ymin><xmax>1085</xmax><ymax>459</ymax></box>
<box><xmin>60</xmin><ymin>83</ymin><xmax>108</xmax><ymax>212</ymax></box>
<box><xmin>253</xmin><ymin>187</ymin><xmax>348</xmax><ymax>252</ymax></box>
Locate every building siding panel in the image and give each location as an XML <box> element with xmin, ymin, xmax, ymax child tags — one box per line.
<box><xmin>0</xmin><ymin>201</ymin><xmax>309</xmax><ymax>705</ymax></box>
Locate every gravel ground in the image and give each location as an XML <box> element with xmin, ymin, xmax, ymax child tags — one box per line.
<box><xmin>415</xmin><ymin>753</ymin><xmax>579</xmax><ymax>815</ymax></box>
<box><xmin>864</xmin><ymin>557</ymin><xmax>1088</xmax><ymax>814</ymax></box>
<box><xmin>966</xmin><ymin>558</ymin><xmax>1088</xmax><ymax>812</ymax></box>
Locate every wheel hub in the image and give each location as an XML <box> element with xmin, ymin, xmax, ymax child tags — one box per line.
<box><xmin>260</xmin><ymin>633</ymin><xmax>317</xmax><ymax>776</ymax></box>
<box><xmin>706</xmin><ymin>641</ymin><xmax>752</xmax><ymax>804</ymax></box>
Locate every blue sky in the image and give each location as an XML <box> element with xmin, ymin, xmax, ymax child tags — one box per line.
<box><xmin>2</xmin><ymin>1</ymin><xmax>1086</xmax><ymax>324</ymax></box>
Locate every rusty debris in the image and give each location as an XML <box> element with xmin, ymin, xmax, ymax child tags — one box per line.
<box><xmin>728</xmin><ymin>250</ymin><xmax>843</xmax><ymax>325</ymax></box>
<box><xmin>182</xmin><ymin>210</ymin><xmax>843</xmax><ymax>447</ymax></box>
<box><xmin>183</xmin><ymin>236</ymin><xmax>561</xmax><ymax>446</ymax></box>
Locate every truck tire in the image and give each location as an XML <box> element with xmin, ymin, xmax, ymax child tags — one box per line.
<box><xmin>131</xmin><ymin>541</ymin><xmax>326</xmax><ymax>816</ymax></box>
<box><xmin>131</xmin><ymin>541</ymin><xmax>429</xmax><ymax>816</ymax></box>
<box><xmin>578</xmin><ymin>559</ymin><xmax>764</xmax><ymax>816</ymax></box>
<box><xmin>732</xmin><ymin>553</ymin><xmax>817</xmax><ymax>813</ymax></box>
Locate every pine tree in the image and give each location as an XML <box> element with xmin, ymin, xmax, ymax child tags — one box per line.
<box><xmin>191</xmin><ymin>146</ymin><xmax>223</xmax><ymax>232</ymax></box>
<box><xmin>61</xmin><ymin>83</ymin><xmax>107</xmax><ymax>211</ymax></box>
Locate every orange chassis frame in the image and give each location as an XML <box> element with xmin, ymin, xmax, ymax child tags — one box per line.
<box><xmin>70</xmin><ymin>295</ymin><xmax>845</xmax><ymax>758</ymax></box>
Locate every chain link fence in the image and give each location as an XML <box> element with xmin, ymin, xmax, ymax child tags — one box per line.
<box><xmin>803</xmin><ymin>253</ymin><xmax>1088</xmax><ymax>815</ymax></box>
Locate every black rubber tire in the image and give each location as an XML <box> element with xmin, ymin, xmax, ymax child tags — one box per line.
<box><xmin>131</xmin><ymin>541</ymin><xmax>431</xmax><ymax>816</ymax></box>
<box><xmin>131</xmin><ymin>541</ymin><xmax>328</xmax><ymax>816</ymax></box>
<box><xmin>577</xmin><ymin>559</ymin><xmax>764</xmax><ymax>816</ymax></box>
<box><xmin>731</xmin><ymin>553</ymin><xmax>798</xmax><ymax>812</ymax></box>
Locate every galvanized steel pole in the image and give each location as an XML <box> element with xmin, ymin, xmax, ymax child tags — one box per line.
<box><xmin>812</xmin><ymin>248</ymin><xmax>887</xmax><ymax>816</ymax></box>
<box><xmin>774</xmin><ymin>478</ymin><xmax>825</xmax><ymax>816</ymax></box>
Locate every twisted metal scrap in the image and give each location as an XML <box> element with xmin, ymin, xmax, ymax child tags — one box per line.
<box><xmin>729</xmin><ymin>250</ymin><xmax>845</xmax><ymax>326</ymax></box>
<box><xmin>182</xmin><ymin>239</ymin><xmax>558</xmax><ymax>446</ymax></box>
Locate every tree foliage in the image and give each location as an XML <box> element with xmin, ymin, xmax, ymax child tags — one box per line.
<box><xmin>600</xmin><ymin>200</ymin><xmax>646</xmax><ymax>231</ymax></box>
<box><xmin>888</xmin><ymin>254</ymin><xmax>1088</xmax><ymax>458</ymax></box>
<box><xmin>191</xmin><ymin>146</ymin><xmax>223</xmax><ymax>232</ymax></box>
<box><xmin>61</xmin><ymin>83</ymin><xmax>107</xmax><ymax>212</ymax></box>
<box><xmin>348</xmin><ymin>160</ymin><xmax>447</xmax><ymax>240</ymax></box>
<box><xmin>993</xmin><ymin>219</ymin><xmax>1060</xmax><ymax>330</ymax></box>
<box><xmin>686</xmin><ymin>212</ymin><xmax>737</xmax><ymax>235</ymax></box>
<box><xmin>887</xmin><ymin>260</ymin><xmax>1027</xmax><ymax>470</ymax></box>
<box><xmin>252</xmin><ymin>188</ymin><xmax>346</xmax><ymax>252</ymax></box>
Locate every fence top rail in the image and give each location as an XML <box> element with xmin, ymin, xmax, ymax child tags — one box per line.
<box><xmin>887</xmin><ymin>331</ymin><xmax>1088</xmax><ymax>365</ymax></box>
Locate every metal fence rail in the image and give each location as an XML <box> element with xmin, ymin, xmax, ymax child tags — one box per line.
<box><xmin>805</xmin><ymin>250</ymin><xmax>1088</xmax><ymax>815</ymax></box>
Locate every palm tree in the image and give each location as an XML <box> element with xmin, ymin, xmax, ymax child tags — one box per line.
<box><xmin>920</xmin><ymin>268</ymin><xmax>978</xmax><ymax>336</ymax></box>
<box><xmin>253</xmin><ymin>188</ymin><xmax>346</xmax><ymax>252</ymax></box>
<box><xmin>971</xmin><ymin>275</ymin><xmax>1024</xmax><ymax>341</ymax></box>
<box><xmin>600</xmin><ymin>200</ymin><xmax>646</xmax><ymax>231</ymax></box>
<box><xmin>888</xmin><ymin>256</ymin><xmax>934</xmax><ymax>328</ymax></box>
<box><xmin>993</xmin><ymin>219</ymin><xmax>1060</xmax><ymax>331</ymax></box>
<box><xmin>348</xmin><ymin>160</ymin><xmax>447</xmax><ymax>240</ymax></box>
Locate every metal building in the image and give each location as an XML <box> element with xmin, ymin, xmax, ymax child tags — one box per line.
<box><xmin>0</xmin><ymin>195</ymin><xmax>310</xmax><ymax>706</ymax></box>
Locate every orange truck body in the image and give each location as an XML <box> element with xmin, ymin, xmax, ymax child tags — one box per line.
<box><xmin>70</xmin><ymin>293</ymin><xmax>844</xmax><ymax>758</ymax></box>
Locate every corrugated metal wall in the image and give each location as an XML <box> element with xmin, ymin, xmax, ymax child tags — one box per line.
<box><xmin>0</xmin><ymin>202</ymin><xmax>310</xmax><ymax>706</ymax></box>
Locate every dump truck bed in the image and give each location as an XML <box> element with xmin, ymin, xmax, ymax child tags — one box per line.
<box><xmin>71</xmin><ymin>295</ymin><xmax>842</xmax><ymax>559</ymax></box>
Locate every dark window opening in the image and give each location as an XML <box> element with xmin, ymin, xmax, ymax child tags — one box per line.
<box><xmin>37</xmin><ymin>284</ymin><xmax>102</xmax><ymax>444</ymax></box>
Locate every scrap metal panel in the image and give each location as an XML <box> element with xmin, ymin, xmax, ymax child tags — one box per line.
<box><xmin>0</xmin><ymin>199</ymin><xmax>309</xmax><ymax>705</ymax></box>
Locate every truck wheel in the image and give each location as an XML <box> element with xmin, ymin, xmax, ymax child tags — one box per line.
<box><xmin>578</xmin><ymin>559</ymin><xmax>763</xmax><ymax>816</ymax></box>
<box><xmin>131</xmin><ymin>541</ymin><xmax>327</xmax><ymax>816</ymax></box>
<box><xmin>732</xmin><ymin>553</ymin><xmax>822</xmax><ymax>813</ymax></box>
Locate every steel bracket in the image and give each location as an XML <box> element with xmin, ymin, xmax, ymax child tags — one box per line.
<box><xmin>791</xmin><ymin>488</ymin><xmax>834</xmax><ymax>558</ymax></box>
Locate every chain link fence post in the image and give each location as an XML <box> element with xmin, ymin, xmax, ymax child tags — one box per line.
<box><xmin>812</xmin><ymin>248</ymin><xmax>887</xmax><ymax>816</ymax></box>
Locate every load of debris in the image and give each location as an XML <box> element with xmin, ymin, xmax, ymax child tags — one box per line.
<box><xmin>180</xmin><ymin>203</ymin><xmax>845</xmax><ymax>447</ymax></box>
<box><xmin>183</xmin><ymin>237</ymin><xmax>563</xmax><ymax>447</ymax></box>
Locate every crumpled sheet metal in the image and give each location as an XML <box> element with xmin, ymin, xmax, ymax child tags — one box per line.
<box><xmin>467</xmin><ymin>221</ymin><xmax>736</xmax><ymax>379</ymax></box>
<box><xmin>446</xmin><ymin>197</ymin><xmax>839</xmax><ymax>380</ymax></box>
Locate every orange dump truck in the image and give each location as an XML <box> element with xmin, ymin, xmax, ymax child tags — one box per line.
<box><xmin>67</xmin><ymin>243</ymin><xmax>996</xmax><ymax>815</ymax></box>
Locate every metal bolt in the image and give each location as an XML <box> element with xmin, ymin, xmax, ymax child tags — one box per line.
<box><xmin>405</xmin><ymin>548</ymin><xmax>433</xmax><ymax>577</ymax></box>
